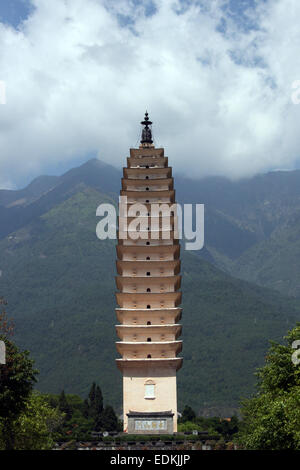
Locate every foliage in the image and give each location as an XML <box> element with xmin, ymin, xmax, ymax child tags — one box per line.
<box><xmin>58</xmin><ymin>390</ymin><xmax>72</xmax><ymax>420</ymax></box>
<box><xmin>86</xmin><ymin>382</ymin><xmax>103</xmax><ymax>429</ymax></box>
<box><xmin>238</xmin><ymin>323</ymin><xmax>300</xmax><ymax>450</ymax></box>
<box><xmin>44</xmin><ymin>391</ymin><xmax>94</xmax><ymax>441</ymax></box>
<box><xmin>256</xmin><ymin>323</ymin><xmax>300</xmax><ymax>393</ymax></box>
<box><xmin>0</xmin><ymin>304</ymin><xmax>61</xmax><ymax>450</ymax></box>
<box><xmin>43</xmin><ymin>383</ymin><xmax>120</xmax><ymax>441</ymax></box>
<box><xmin>178</xmin><ymin>405</ymin><xmax>239</xmax><ymax>440</ymax></box>
<box><xmin>80</xmin><ymin>382</ymin><xmax>119</xmax><ymax>432</ymax></box>
<box><xmin>178</xmin><ymin>421</ymin><xmax>206</xmax><ymax>432</ymax></box>
<box><xmin>98</xmin><ymin>405</ymin><xmax>119</xmax><ymax>432</ymax></box>
<box><xmin>0</xmin><ymin>337</ymin><xmax>37</xmax><ymax>421</ymax></box>
<box><xmin>0</xmin><ymin>324</ymin><xmax>38</xmax><ymax>450</ymax></box>
<box><xmin>0</xmin><ymin>392</ymin><xmax>64</xmax><ymax>450</ymax></box>
<box><xmin>180</xmin><ymin>405</ymin><xmax>196</xmax><ymax>422</ymax></box>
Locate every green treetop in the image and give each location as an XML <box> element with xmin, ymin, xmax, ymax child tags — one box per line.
<box><xmin>238</xmin><ymin>323</ymin><xmax>300</xmax><ymax>450</ymax></box>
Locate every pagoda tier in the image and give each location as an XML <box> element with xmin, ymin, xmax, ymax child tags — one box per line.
<box><xmin>116</xmin><ymin>340</ymin><xmax>182</xmax><ymax>357</ymax></box>
<box><xmin>121</xmin><ymin>178</ymin><xmax>174</xmax><ymax>190</ymax></box>
<box><xmin>127</xmin><ymin>156</ymin><xmax>168</xmax><ymax>167</ymax></box>
<box><xmin>116</xmin><ymin>245</ymin><xmax>180</xmax><ymax>260</ymax></box>
<box><xmin>115</xmin><ymin>324</ymin><xmax>182</xmax><ymax>340</ymax></box>
<box><xmin>116</xmin><ymin>260</ymin><xmax>181</xmax><ymax>276</ymax></box>
<box><xmin>115</xmin><ymin>275</ymin><xmax>181</xmax><ymax>293</ymax></box>
<box><xmin>124</xmin><ymin>167</ymin><xmax>172</xmax><ymax>179</ymax></box>
<box><xmin>115</xmin><ymin>113</ymin><xmax>182</xmax><ymax>434</ymax></box>
<box><xmin>120</xmin><ymin>189</ymin><xmax>175</xmax><ymax>204</ymax></box>
<box><xmin>115</xmin><ymin>307</ymin><xmax>182</xmax><ymax>325</ymax></box>
<box><xmin>129</xmin><ymin>147</ymin><xmax>164</xmax><ymax>157</ymax></box>
<box><xmin>116</xmin><ymin>292</ymin><xmax>182</xmax><ymax>308</ymax></box>
<box><xmin>121</xmin><ymin>201</ymin><xmax>177</xmax><ymax>210</ymax></box>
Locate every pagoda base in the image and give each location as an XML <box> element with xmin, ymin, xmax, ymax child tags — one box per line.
<box><xmin>127</xmin><ymin>411</ymin><xmax>174</xmax><ymax>434</ymax></box>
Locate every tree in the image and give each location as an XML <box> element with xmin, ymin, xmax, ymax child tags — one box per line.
<box><xmin>85</xmin><ymin>382</ymin><xmax>103</xmax><ymax>430</ymax></box>
<box><xmin>0</xmin><ymin>393</ymin><xmax>64</xmax><ymax>450</ymax></box>
<box><xmin>82</xmin><ymin>398</ymin><xmax>90</xmax><ymax>419</ymax></box>
<box><xmin>44</xmin><ymin>392</ymin><xmax>94</xmax><ymax>441</ymax></box>
<box><xmin>98</xmin><ymin>405</ymin><xmax>119</xmax><ymax>432</ymax></box>
<box><xmin>58</xmin><ymin>390</ymin><xmax>72</xmax><ymax>420</ymax></box>
<box><xmin>0</xmin><ymin>302</ymin><xmax>38</xmax><ymax>450</ymax></box>
<box><xmin>88</xmin><ymin>382</ymin><xmax>96</xmax><ymax>406</ymax></box>
<box><xmin>238</xmin><ymin>323</ymin><xmax>300</xmax><ymax>450</ymax></box>
<box><xmin>92</xmin><ymin>385</ymin><xmax>103</xmax><ymax>420</ymax></box>
<box><xmin>178</xmin><ymin>420</ymin><xmax>205</xmax><ymax>432</ymax></box>
<box><xmin>214</xmin><ymin>416</ymin><xmax>239</xmax><ymax>440</ymax></box>
<box><xmin>180</xmin><ymin>405</ymin><xmax>196</xmax><ymax>423</ymax></box>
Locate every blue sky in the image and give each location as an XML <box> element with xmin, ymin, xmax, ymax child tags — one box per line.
<box><xmin>0</xmin><ymin>0</ymin><xmax>300</xmax><ymax>189</ymax></box>
<box><xmin>0</xmin><ymin>0</ymin><xmax>34</xmax><ymax>28</ymax></box>
<box><xmin>0</xmin><ymin>0</ymin><xmax>264</xmax><ymax>34</ymax></box>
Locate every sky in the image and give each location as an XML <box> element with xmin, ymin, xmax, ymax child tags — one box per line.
<box><xmin>0</xmin><ymin>0</ymin><xmax>300</xmax><ymax>189</ymax></box>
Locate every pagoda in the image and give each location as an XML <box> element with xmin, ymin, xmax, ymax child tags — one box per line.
<box><xmin>115</xmin><ymin>112</ymin><xmax>183</xmax><ymax>434</ymax></box>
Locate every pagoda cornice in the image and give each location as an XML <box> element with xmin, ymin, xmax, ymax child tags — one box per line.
<box><xmin>115</xmin><ymin>291</ymin><xmax>182</xmax><ymax>307</ymax></box>
<box><xmin>115</xmin><ymin>307</ymin><xmax>182</xmax><ymax>313</ymax></box>
<box><xmin>117</xmin><ymin>238</ymin><xmax>180</xmax><ymax>247</ymax></box>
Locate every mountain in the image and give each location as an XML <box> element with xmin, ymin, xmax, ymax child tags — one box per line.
<box><xmin>0</xmin><ymin>159</ymin><xmax>121</xmax><ymax>240</ymax></box>
<box><xmin>0</xmin><ymin>159</ymin><xmax>299</xmax><ymax>416</ymax></box>
<box><xmin>175</xmin><ymin>170</ymin><xmax>300</xmax><ymax>297</ymax></box>
<box><xmin>0</xmin><ymin>175</ymin><xmax>60</xmax><ymax>207</ymax></box>
<box><xmin>230</xmin><ymin>212</ymin><xmax>300</xmax><ymax>297</ymax></box>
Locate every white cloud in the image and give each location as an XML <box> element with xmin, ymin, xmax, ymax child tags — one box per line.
<box><xmin>0</xmin><ymin>0</ymin><xmax>300</xmax><ymax>187</ymax></box>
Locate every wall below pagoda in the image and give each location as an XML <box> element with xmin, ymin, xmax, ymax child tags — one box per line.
<box><xmin>123</xmin><ymin>366</ymin><xmax>178</xmax><ymax>433</ymax></box>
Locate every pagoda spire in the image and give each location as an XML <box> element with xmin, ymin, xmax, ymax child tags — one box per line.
<box><xmin>140</xmin><ymin>111</ymin><xmax>153</xmax><ymax>144</ymax></box>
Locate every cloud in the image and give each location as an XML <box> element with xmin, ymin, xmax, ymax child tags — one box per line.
<box><xmin>0</xmin><ymin>0</ymin><xmax>300</xmax><ymax>187</ymax></box>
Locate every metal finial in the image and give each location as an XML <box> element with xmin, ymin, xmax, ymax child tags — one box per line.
<box><xmin>140</xmin><ymin>111</ymin><xmax>153</xmax><ymax>144</ymax></box>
